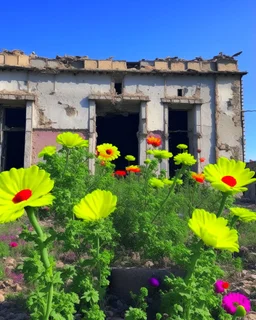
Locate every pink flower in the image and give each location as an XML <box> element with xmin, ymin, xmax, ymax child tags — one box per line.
<box><xmin>148</xmin><ymin>277</ymin><xmax>160</xmax><ymax>287</ymax></box>
<box><xmin>214</xmin><ymin>280</ymin><xmax>230</xmax><ymax>293</ymax></box>
<box><xmin>222</xmin><ymin>292</ymin><xmax>251</xmax><ymax>315</ymax></box>
<box><xmin>9</xmin><ymin>242</ymin><xmax>18</xmax><ymax>248</ymax></box>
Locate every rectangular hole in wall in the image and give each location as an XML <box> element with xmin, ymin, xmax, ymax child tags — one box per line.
<box><xmin>114</xmin><ymin>83</ymin><xmax>123</xmax><ymax>95</ymax></box>
<box><xmin>96</xmin><ymin>111</ymin><xmax>139</xmax><ymax>170</ymax></box>
<box><xmin>168</xmin><ymin>109</ymin><xmax>189</xmax><ymax>175</ymax></box>
<box><xmin>1</xmin><ymin>107</ymin><xmax>26</xmax><ymax>171</ymax></box>
<box><xmin>177</xmin><ymin>89</ymin><xmax>183</xmax><ymax>97</ymax></box>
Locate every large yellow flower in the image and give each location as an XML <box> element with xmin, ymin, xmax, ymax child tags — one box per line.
<box><xmin>97</xmin><ymin>143</ymin><xmax>120</xmax><ymax>161</ymax></box>
<box><xmin>56</xmin><ymin>132</ymin><xmax>89</xmax><ymax>148</ymax></box>
<box><xmin>38</xmin><ymin>146</ymin><xmax>57</xmax><ymax>158</ymax></box>
<box><xmin>229</xmin><ymin>207</ymin><xmax>256</xmax><ymax>222</ymax></box>
<box><xmin>204</xmin><ymin>157</ymin><xmax>256</xmax><ymax>194</ymax></box>
<box><xmin>188</xmin><ymin>209</ymin><xmax>239</xmax><ymax>252</ymax></box>
<box><xmin>0</xmin><ymin>166</ymin><xmax>54</xmax><ymax>223</ymax></box>
<box><xmin>73</xmin><ymin>189</ymin><xmax>117</xmax><ymax>221</ymax></box>
<box><xmin>174</xmin><ymin>153</ymin><xmax>197</xmax><ymax>166</ymax></box>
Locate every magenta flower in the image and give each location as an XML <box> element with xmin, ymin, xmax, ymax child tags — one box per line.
<box><xmin>9</xmin><ymin>241</ymin><xmax>18</xmax><ymax>248</ymax></box>
<box><xmin>222</xmin><ymin>292</ymin><xmax>251</xmax><ymax>315</ymax></box>
<box><xmin>214</xmin><ymin>280</ymin><xmax>230</xmax><ymax>294</ymax></box>
<box><xmin>148</xmin><ymin>277</ymin><xmax>160</xmax><ymax>287</ymax></box>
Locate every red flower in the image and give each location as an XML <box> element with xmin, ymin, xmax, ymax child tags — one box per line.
<box><xmin>146</xmin><ymin>135</ymin><xmax>161</xmax><ymax>147</ymax></box>
<box><xmin>200</xmin><ymin>157</ymin><xmax>205</xmax><ymax>163</ymax></box>
<box><xmin>9</xmin><ymin>242</ymin><xmax>18</xmax><ymax>248</ymax></box>
<box><xmin>115</xmin><ymin>170</ymin><xmax>126</xmax><ymax>176</ymax></box>
<box><xmin>191</xmin><ymin>172</ymin><xmax>205</xmax><ymax>183</ymax></box>
<box><xmin>197</xmin><ymin>149</ymin><xmax>201</xmax><ymax>153</ymax></box>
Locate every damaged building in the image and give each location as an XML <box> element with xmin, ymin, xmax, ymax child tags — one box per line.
<box><xmin>0</xmin><ymin>50</ymin><xmax>246</xmax><ymax>173</ymax></box>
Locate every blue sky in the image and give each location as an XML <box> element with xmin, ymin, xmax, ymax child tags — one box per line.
<box><xmin>1</xmin><ymin>0</ymin><xmax>255</xmax><ymax>160</ymax></box>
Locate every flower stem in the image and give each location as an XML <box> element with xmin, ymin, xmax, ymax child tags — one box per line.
<box><xmin>62</xmin><ymin>148</ymin><xmax>70</xmax><ymax>177</ymax></box>
<box><xmin>151</xmin><ymin>166</ymin><xmax>185</xmax><ymax>223</ymax></box>
<box><xmin>230</xmin><ymin>216</ymin><xmax>239</xmax><ymax>228</ymax></box>
<box><xmin>26</xmin><ymin>207</ymin><xmax>53</xmax><ymax>320</ymax></box>
<box><xmin>216</xmin><ymin>193</ymin><xmax>229</xmax><ymax>217</ymax></box>
<box><xmin>184</xmin><ymin>240</ymin><xmax>203</xmax><ymax>284</ymax></box>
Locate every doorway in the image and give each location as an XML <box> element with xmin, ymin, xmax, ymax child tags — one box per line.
<box><xmin>168</xmin><ymin>109</ymin><xmax>190</xmax><ymax>175</ymax></box>
<box><xmin>96</xmin><ymin>113</ymin><xmax>139</xmax><ymax>170</ymax></box>
<box><xmin>1</xmin><ymin>107</ymin><xmax>26</xmax><ymax>171</ymax></box>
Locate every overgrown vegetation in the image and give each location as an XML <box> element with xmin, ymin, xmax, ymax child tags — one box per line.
<box><xmin>0</xmin><ymin>132</ymin><xmax>255</xmax><ymax>320</ymax></box>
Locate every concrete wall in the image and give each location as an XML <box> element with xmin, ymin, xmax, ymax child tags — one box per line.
<box><xmin>0</xmin><ymin>70</ymin><xmax>244</xmax><ymax>168</ymax></box>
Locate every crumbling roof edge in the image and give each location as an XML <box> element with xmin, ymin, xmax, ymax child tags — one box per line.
<box><xmin>0</xmin><ymin>65</ymin><xmax>248</xmax><ymax>76</ymax></box>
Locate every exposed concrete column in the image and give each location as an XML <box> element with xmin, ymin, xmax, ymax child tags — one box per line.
<box><xmin>88</xmin><ymin>99</ymin><xmax>96</xmax><ymax>174</ymax></box>
<box><xmin>193</xmin><ymin>104</ymin><xmax>202</xmax><ymax>171</ymax></box>
<box><xmin>24</xmin><ymin>101</ymin><xmax>33</xmax><ymax>168</ymax></box>
<box><xmin>138</xmin><ymin>101</ymin><xmax>147</xmax><ymax>165</ymax></box>
<box><xmin>161</xmin><ymin>103</ymin><xmax>169</xmax><ymax>175</ymax></box>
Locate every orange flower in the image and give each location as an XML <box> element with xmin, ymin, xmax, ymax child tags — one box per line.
<box><xmin>200</xmin><ymin>157</ymin><xmax>206</xmax><ymax>163</ymax></box>
<box><xmin>126</xmin><ymin>165</ymin><xmax>141</xmax><ymax>173</ymax></box>
<box><xmin>146</xmin><ymin>135</ymin><xmax>161</xmax><ymax>147</ymax></box>
<box><xmin>192</xmin><ymin>172</ymin><xmax>205</xmax><ymax>183</ymax></box>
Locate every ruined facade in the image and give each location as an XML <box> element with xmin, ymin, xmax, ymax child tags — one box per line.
<box><xmin>0</xmin><ymin>50</ymin><xmax>246</xmax><ymax>173</ymax></box>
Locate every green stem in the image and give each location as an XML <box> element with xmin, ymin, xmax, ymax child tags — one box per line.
<box><xmin>151</xmin><ymin>166</ymin><xmax>185</xmax><ymax>223</ymax></box>
<box><xmin>62</xmin><ymin>148</ymin><xmax>70</xmax><ymax>177</ymax></box>
<box><xmin>26</xmin><ymin>207</ymin><xmax>53</xmax><ymax>320</ymax></box>
<box><xmin>230</xmin><ymin>216</ymin><xmax>239</xmax><ymax>228</ymax></box>
<box><xmin>216</xmin><ymin>193</ymin><xmax>229</xmax><ymax>217</ymax></box>
<box><xmin>232</xmin><ymin>316</ymin><xmax>237</xmax><ymax>320</ymax></box>
<box><xmin>96</xmin><ymin>236</ymin><xmax>101</xmax><ymax>288</ymax></box>
<box><xmin>184</xmin><ymin>240</ymin><xmax>203</xmax><ymax>284</ymax></box>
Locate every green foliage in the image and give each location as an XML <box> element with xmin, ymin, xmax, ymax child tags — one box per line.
<box><xmin>130</xmin><ymin>287</ymin><xmax>149</xmax><ymax>311</ymax></box>
<box><xmin>125</xmin><ymin>307</ymin><xmax>147</xmax><ymax>320</ymax></box>
<box><xmin>0</xmin><ymin>241</ymin><xmax>10</xmax><ymax>257</ymax></box>
<box><xmin>238</xmin><ymin>220</ymin><xmax>256</xmax><ymax>247</ymax></box>
<box><xmin>161</xmin><ymin>249</ymin><xmax>225</xmax><ymax>320</ymax></box>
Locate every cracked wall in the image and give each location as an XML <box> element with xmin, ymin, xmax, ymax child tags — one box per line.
<box><xmin>215</xmin><ymin>76</ymin><xmax>243</xmax><ymax>160</ymax></box>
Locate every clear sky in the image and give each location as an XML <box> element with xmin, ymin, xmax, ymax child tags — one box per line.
<box><xmin>1</xmin><ymin>0</ymin><xmax>255</xmax><ymax>160</ymax></box>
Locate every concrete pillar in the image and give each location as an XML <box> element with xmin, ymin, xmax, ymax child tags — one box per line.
<box><xmin>24</xmin><ymin>101</ymin><xmax>33</xmax><ymax>168</ymax></box>
<box><xmin>193</xmin><ymin>104</ymin><xmax>202</xmax><ymax>172</ymax></box>
<box><xmin>161</xmin><ymin>103</ymin><xmax>169</xmax><ymax>175</ymax></box>
<box><xmin>88</xmin><ymin>99</ymin><xmax>96</xmax><ymax>173</ymax></box>
<box><xmin>138</xmin><ymin>102</ymin><xmax>147</xmax><ymax>165</ymax></box>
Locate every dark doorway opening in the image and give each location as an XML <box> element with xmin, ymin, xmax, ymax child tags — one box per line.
<box><xmin>168</xmin><ymin>110</ymin><xmax>189</xmax><ymax>175</ymax></box>
<box><xmin>96</xmin><ymin>113</ymin><xmax>139</xmax><ymax>170</ymax></box>
<box><xmin>1</xmin><ymin>107</ymin><xmax>26</xmax><ymax>171</ymax></box>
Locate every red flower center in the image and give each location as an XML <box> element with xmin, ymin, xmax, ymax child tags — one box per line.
<box><xmin>222</xmin><ymin>281</ymin><xmax>229</xmax><ymax>289</ymax></box>
<box><xmin>106</xmin><ymin>149</ymin><xmax>112</xmax><ymax>155</ymax></box>
<box><xmin>12</xmin><ymin>189</ymin><xmax>32</xmax><ymax>204</ymax></box>
<box><xmin>221</xmin><ymin>175</ymin><xmax>237</xmax><ymax>187</ymax></box>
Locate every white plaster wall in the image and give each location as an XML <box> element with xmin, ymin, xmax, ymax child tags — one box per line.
<box><xmin>124</xmin><ymin>75</ymin><xmax>165</xmax><ymax>131</ymax></box>
<box><xmin>216</xmin><ymin>76</ymin><xmax>243</xmax><ymax>159</ymax></box>
<box><xmin>0</xmin><ymin>71</ymin><xmax>112</xmax><ymax>130</ymax></box>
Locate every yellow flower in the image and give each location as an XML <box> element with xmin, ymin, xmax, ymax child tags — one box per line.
<box><xmin>73</xmin><ymin>189</ymin><xmax>117</xmax><ymax>221</ymax></box>
<box><xmin>146</xmin><ymin>150</ymin><xmax>154</xmax><ymax>155</ymax></box>
<box><xmin>162</xmin><ymin>178</ymin><xmax>173</xmax><ymax>186</ymax></box>
<box><xmin>125</xmin><ymin>155</ymin><xmax>136</xmax><ymax>161</ymax></box>
<box><xmin>97</xmin><ymin>143</ymin><xmax>120</xmax><ymax>161</ymax></box>
<box><xmin>149</xmin><ymin>178</ymin><xmax>165</xmax><ymax>188</ymax></box>
<box><xmin>177</xmin><ymin>144</ymin><xmax>188</xmax><ymax>150</ymax></box>
<box><xmin>38</xmin><ymin>146</ymin><xmax>57</xmax><ymax>158</ymax></box>
<box><xmin>204</xmin><ymin>157</ymin><xmax>256</xmax><ymax>194</ymax></box>
<box><xmin>56</xmin><ymin>132</ymin><xmax>89</xmax><ymax>148</ymax></box>
<box><xmin>0</xmin><ymin>166</ymin><xmax>54</xmax><ymax>223</ymax></box>
<box><xmin>144</xmin><ymin>159</ymin><xmax>151</xmax><ymax>164</ymax></box>
<box><xmin>188</xmin><ymin>209</ymin><xmax>239</xmax><ymax>252</ymax></box>
<box><xmin>151</xmin><ymin>150</ymin><xmax>173</xmax><ymax>160</ymax></box>
<box><xmin>229</xmin><ymin>207</ymin><xmax>256</xmax><ymax>222</ymax></box>
<box><xmin>174</xmin><ymin>153</ymin><xmax>196</xmax><ymax>166</ymax></box>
